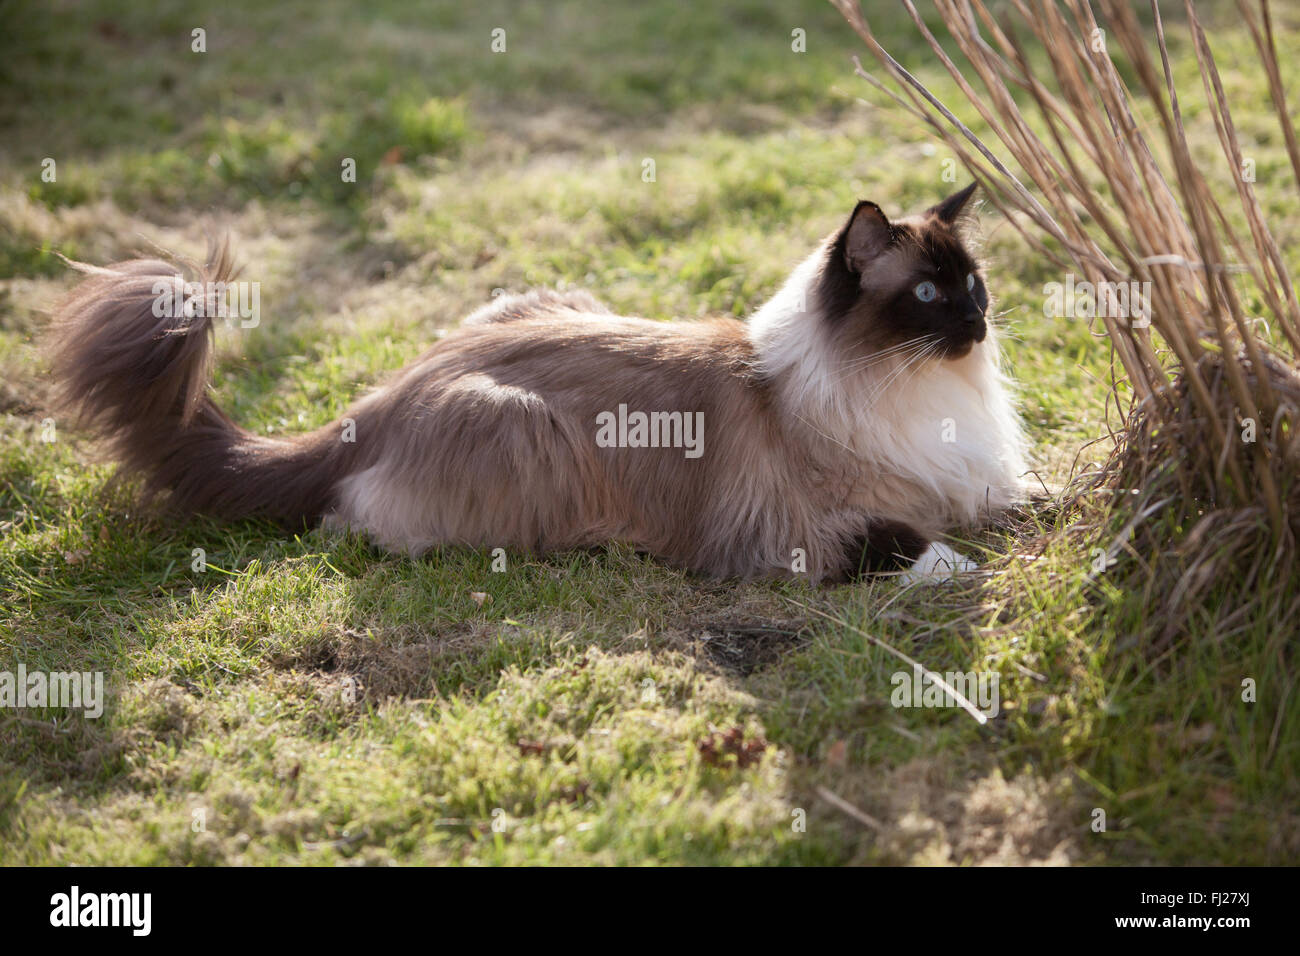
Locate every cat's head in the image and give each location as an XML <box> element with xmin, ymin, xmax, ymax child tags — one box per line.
<box><xmin>815</xmin><ymin>183</ymin><xmax>989</xmax><ymax>360</ymax></box>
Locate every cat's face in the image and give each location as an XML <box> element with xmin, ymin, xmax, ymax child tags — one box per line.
<box><xmin>814</xmin><ymin>183</ymin><xmax>990</xmax><ymax>361</ymax></box>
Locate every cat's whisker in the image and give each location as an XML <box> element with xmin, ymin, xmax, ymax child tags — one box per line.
<box><xmin>886</xmin><ymin>339</ymin><xmax>942</xmax><ymax>391</ymax></box>
<box><xmin>837</xmin><ymin>336</ymin><xmax>932</xmax><ymax>371</ymax></box>
<box><xmin>859</xmin><ymin>338</ymin><xmax>935</xmax><ymax>381</ymax></box>
<box><xmin>831</xmin><ymin>337</ymin><xmax>935</xmax><ymax>384</ymax></box>
<box><xmin>891</xmin><ymin>339</ymin><xmax>944</xmax><ymax>396</ymax></box>
<box><xmin>861</xmin><ymin>336</ymin><xmax>941</xmax><ymax>407</ymax></box>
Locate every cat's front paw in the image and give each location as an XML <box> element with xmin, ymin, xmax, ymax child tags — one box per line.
<box><xmin>899</xmin><ymin>542</ymin><xmax>977</xmax><ymax>584</ymax></box>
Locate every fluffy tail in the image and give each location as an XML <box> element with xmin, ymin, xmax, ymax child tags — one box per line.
<box><xmin>48</xmin><ymin>240</ymin><xmax>354</xmax><ymax>526</ymax></box>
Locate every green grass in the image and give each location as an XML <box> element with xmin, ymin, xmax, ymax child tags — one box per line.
<box><xmin>1</xmin><ymin>0</ymin><xmax>1297</xmax><ymax>865</ymax></box>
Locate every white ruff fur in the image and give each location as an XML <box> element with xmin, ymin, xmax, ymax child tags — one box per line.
<box><xmin>748</xmin><ymin>248</ymin><xmax>1028</xmax><ymax>534</ymax></box>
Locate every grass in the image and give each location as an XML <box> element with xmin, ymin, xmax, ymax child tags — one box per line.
<box><xmin>0</xmin><ymin>0</ymin><xmax>1296</xmax><ymax>865</ymax></box>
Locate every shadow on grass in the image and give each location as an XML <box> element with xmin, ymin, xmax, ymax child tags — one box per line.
<box><xmin>0</xmin><ymin>502</ymin><xmax>1093</xmax><ymax>864</ymax></box>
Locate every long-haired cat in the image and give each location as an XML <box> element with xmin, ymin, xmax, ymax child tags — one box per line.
<box><xmin>47</xmin><ymin>183</ymin><xmax>1026</xmax><ymax>583</ymax></box>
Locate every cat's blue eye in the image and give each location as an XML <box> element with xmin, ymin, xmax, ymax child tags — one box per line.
<box><xmin>967</xmin><ymin>273</ymin><xmax>976</xmax><ymax>291</ymax></box>
<box><xmin>914</xmin><ymin>281</ymin><xmax>938</xmax><ymax>303</ymax></box>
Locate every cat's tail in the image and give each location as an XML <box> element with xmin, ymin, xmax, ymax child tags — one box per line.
<box><xmin>47</xmin><ymin>239</ymin><xmax>355</xmax><ymax>525</ymax></box>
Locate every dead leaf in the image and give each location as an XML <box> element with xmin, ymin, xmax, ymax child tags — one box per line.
<box><xmin>825</xmin><ymin>739</ymin><xmax>848</xmax><ymax>767</ymax></box>
<box><xmin>697</xmin><ymin>726</ymin><xmax>767</xmax><ymax>769</ymax></box>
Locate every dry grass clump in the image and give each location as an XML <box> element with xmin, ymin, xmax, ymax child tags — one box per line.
<box><xmin>833</xmin><ymin>0</ymin><xmax>1300</xmax><ymax>638</ymax></box>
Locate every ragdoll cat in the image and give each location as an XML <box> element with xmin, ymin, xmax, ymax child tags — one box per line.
<box><xmin>48</xmin><ymin>182</ymin><xmax>1026</xmax><ymax>583</ymax></box>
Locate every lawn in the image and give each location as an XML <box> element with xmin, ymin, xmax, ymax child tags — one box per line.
<box><xmin>0</xmin><ymin>0</ymin><xmax>1295</xmax><ymax>864</ymax></box>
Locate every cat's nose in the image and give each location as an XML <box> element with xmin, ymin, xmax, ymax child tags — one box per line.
<box><xmin>961</xmin><ymin>295</ymin><xmax>985</xmax><ymax>324</ymax></box>
<box><xmin>961</xmin><ymin>303</ymin><xmax>987</xmax><ymax>341</ymax></box>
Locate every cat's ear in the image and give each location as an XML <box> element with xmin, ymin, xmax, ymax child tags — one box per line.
<box><xmin>843</xmin><ymin>200</ymin><xmax>892</xmax><ymax>272</ymax></box>
<box><xmin>928</xmin><ymin>181</ymin><xmax>978</xmax><ymax>225</ymax></box>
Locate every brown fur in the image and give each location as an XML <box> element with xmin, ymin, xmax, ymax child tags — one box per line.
<box><xmin>47</xmin><ymin>243</ymin><xmax>364</xmax><ymax>524</ymax></box>
<box><xmin>327</xmin><ymin>313</ymin><xmax>871</xmax><ymax>579</ymax></box>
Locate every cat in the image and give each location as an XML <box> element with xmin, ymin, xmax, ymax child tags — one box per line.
<box><xmin>47</xmin><ymin>182</ymin><xmax>1026</xmax><ymax>584</ymax></box>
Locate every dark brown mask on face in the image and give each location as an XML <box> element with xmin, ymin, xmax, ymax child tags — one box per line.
<box><xmin>814</xmin><ymin>183</ymin><xmax>989</xmax><ymax>360</ymax></box>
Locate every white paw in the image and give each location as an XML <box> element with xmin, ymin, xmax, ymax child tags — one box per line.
<box><xmin>899</xmin><ymin>542</ymin><xmax>977</xmax><ymax>585</ymax></box>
